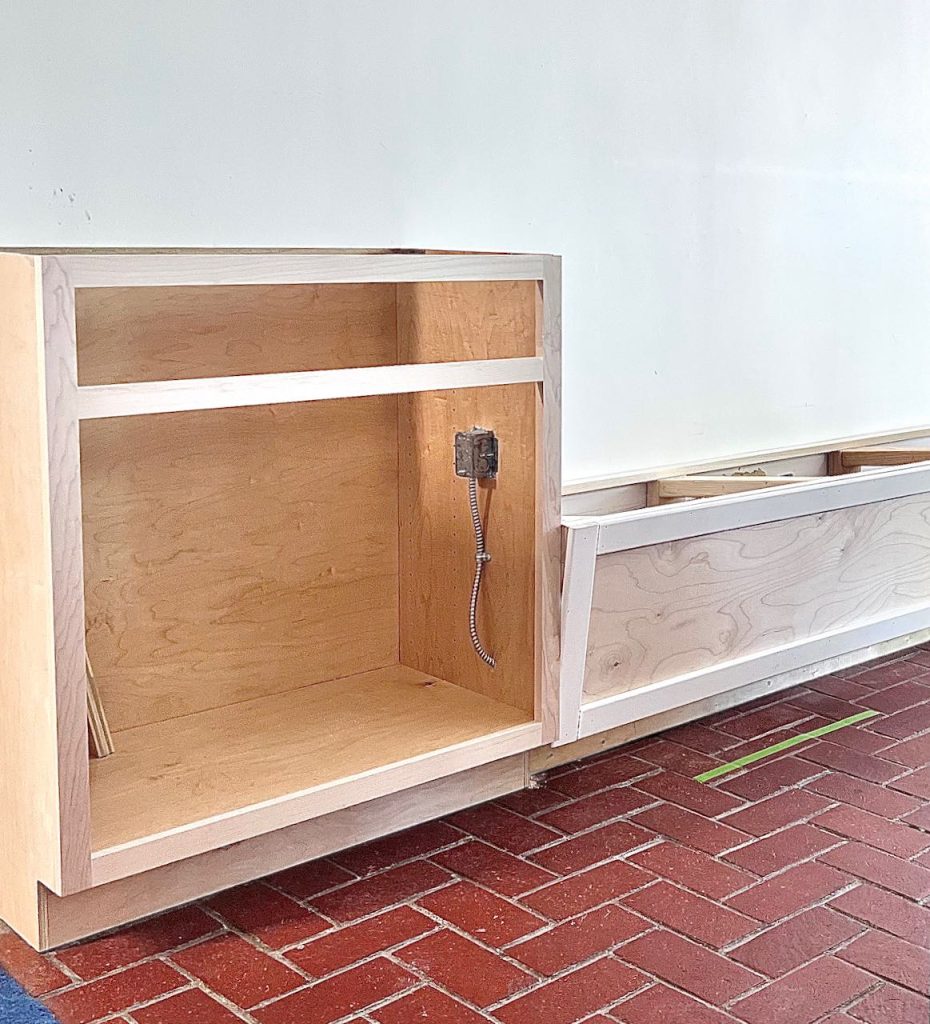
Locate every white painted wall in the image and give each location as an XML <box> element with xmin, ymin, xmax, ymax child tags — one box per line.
<box><xmin>3</xmin><ymin>1</ymin><xmax>930</xmax><ymax>486</ymax></box>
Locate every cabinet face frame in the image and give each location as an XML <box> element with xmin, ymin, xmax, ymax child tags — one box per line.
<box><xmin>26</xmin><ymin>250</ymin><xmax>561</xmax><ymax>902</ymax></box>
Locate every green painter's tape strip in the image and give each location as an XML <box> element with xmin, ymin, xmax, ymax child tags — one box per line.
<box><xmin>694</xmin><ymin>709</ymin><xmax>882</xmax><ymax>784</ymax></box>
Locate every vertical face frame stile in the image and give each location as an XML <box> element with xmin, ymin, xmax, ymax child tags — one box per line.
<box><xmin>40</xmin><ymin>257</ymin><xmax>93</xmax><ymax>896</ymax></box>
<box><xmin>536</xmin><ymin>259</ymin><xmax>563</xmax><ymax>741</ymax></box>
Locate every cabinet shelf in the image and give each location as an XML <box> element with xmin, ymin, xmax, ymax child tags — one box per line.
<box><xmin>90</xmin><ymin>665</ymin><xmax>539</xmax><ymax>885</ymax></box>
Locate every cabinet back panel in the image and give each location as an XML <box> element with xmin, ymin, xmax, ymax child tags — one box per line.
<box><xmin>396</xmin><ymin>281</ymin><xmax>536</xmax><ymax>363</ymax></box>
<box><xmin>80</xmin><ymin>396</ymin><xmax>399</xmax><ymax>732</ymax></box>
<box><xmin>75</xmin><ymin>284</ymin><xmax>398</xmax><ymax>385</ymax></box>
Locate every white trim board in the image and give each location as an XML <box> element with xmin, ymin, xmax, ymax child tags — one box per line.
<box><xmin>578</xmin><ymin>461</ymin><xmax>930</xmax><ymax>554</ymax></box>
<box><xmin>577</xmin><ymin>603</ymin><xmax>930</xmax><ymax>739</ymax></box>
<box><xmin>78</xmin><ymin>357</ymin><xmax>544</xmax><ymax>419</ymax></box>
<box><xmin>63</xmin><ymin>253</ymin><xmax>549</xmax><ymax>288</ymax></box>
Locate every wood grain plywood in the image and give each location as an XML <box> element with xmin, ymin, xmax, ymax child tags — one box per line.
<box><xmin>0</xmin><ymin>255</ymin><xmax>64</xmax><ymax>943</ymax></box>
<box><xmin>396</xmin><ymin>281</ymin><xmax>537</xmax><ymax>363</ymax></box>
<box><xmin>89</xmin><ymin>665</ymin><xmax>530</xmax><ymax>854</ymax></box>
<box><xmin>80</xmin><ymin>396</ymin><xmax>400</xmax><ymax>731</ymax></box>
<box><xmin>76</xmin><ymin>284</ymin><xmax>397</xmax><ymax>385</ymax></box>
<box><xmin>398</xmin><ymin>383</ymin><xmax>537</xmax><ymax>714</ymax></box>
<box><xmin>584</xmin><ymin>492</ymin><xmax>930</xmax><ymax>700</ymax></box>
<box><xmin>396</xmin><ymin>282</ymin><xmax>538</xmax><ymax>714</ymax></box>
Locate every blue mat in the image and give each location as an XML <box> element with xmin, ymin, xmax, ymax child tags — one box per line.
<box><xmin>0</xmin><ymin>970</ymin><xmax>59</xmax><ymax>1023</ymax></box>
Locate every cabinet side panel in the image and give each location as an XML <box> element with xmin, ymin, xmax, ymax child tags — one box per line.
<box><xmin>397</xmin><ymin>282</ymin><xmax>539</xmax><ymax>715</ymax></box>
<box><xmin>0</xmin><ymin>255</ymin><xmax>65</xmax><ymax>942</ymax></box>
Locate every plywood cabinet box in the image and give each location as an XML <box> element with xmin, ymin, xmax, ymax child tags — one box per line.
<box><xmin>0</xmin><ymin>249</ymin><xmax>561</xmax><ymax>949</ymax></box>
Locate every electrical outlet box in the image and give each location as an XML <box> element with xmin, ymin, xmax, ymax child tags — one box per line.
<box><xmin>455</xmin><ymin>427</ymin><xmax>499</xmax><ymax>479</ymax></box>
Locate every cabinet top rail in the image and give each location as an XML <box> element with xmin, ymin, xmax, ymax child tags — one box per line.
<box><xmin>1</xmin><ymin>251</ymin><xmax>557</xmax><ymax>288</ymax></box>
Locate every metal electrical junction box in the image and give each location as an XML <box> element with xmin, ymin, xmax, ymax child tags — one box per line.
<box><xmin>454</xmin><ymin>427</ymin><xmax>499</xmax><ymax>479</ymax></box>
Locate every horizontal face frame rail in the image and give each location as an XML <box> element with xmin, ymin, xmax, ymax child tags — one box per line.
<box><xmin>78</xmin><ymin>356</ymin><xmax>545</xmax><ymax>419</ymax></box>
<box><xmin>57</xmin><ymin>253</ymin><xmax>551</xmax><ymax>288</ymax></box>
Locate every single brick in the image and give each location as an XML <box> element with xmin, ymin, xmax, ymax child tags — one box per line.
<box><xmin>446</xmin><ymin>802</ymin><xmax>559</xmax><ymax>854</ymax></box>
<box><xmin>719</xmin><ymin>756</ymin><xmax>823</xmax><ymax>800</ymax></box>
<box><xmin>395</xmin><ymin>929</ymin><xmax>533</xmax><ymax>1007</ymax></box>
<box><xmin>622</xmin><ymin>880</ymin><xmax>757</xmax><ymax>949</ymax></box>
<box><xmin>253</xmin><ymin>957</ymin><xmax>414</xmax><ymax>1024</ymax></box>
<box><xmin>839</xmin><ymin>930</ymin><xmax>930</xmax><ymax>995</ymax></box>
<box><xmin>508</xmin><ymin>903</ymin><xmax>648</xmax><ymax>975</ymax></box>
<box><xmin>812</xmin><ymin>805</ymin><xmax>930</xmax><ymax>859</ymax></box>
<box><xmin>537</xmin><ymin>786</ymin><xmax>654</xmax><ymax>833</ymax></box>
<box><xmin>721</xmin><ymin>788</ymin><xmax>832</xmax><ymax>837</ymax></box>
<box><xmin>830</xmin><ymin>883</ymin><xmax>930</xmax><ymax>948</ymax></box>
<box><xmin>170</xmin><ymin>934</ymin><xmax>304</xmax><ymax>1009</ymax></box>
<box><xmin>730</xmin><ymin>906</ymin><xmax>861</xmax><ymax>977</ymax></box>
<box><xmin>820</xmin><ymin>842</ymin><xmax>930</xmax><ymax>901</ymax></box>
<box><xmin>628</xmin><ymin>841</ymin><xmax>755</xmax><ymax>899</ymax></box>
<box><xmin>431</xmin><ymin>840</ymin><xmax>555</xmax><ymax>897</ymax></box>
<box><xmin>804</xmin><ymin>772</ymin><xmax>920</xmax><ymax>819</ymax></box>
<box><xmin>330</xmin><ymin>821</ymin><xmax>463</xmax><ymax>876</ymax></box>
<box><xmin>520</xmin><ymin>859</ymin><xmax>654</xmax><ymax>921</ymax></box>
<box><xmin>309</xmin><ymin>860</ymin><xmax>451</xmax><ymax>922</ymax></box>
<box><xmin>372</xmin><ymin>986</ymin><xmax>486</xmax><ymax>1024</ymax></box>
<box><xmin>286</xmin><ymin>906</ymin><xmax>433</xmax><ymax>977</ymax></box>
<box><xmin>731</xmin><ymin>956</ymin><xmax>875</xmax><ymax>1024</ymax></box>
<box><xmin>617</xmin><ymin>929</ymin><xmax>762</xmax><ymax>1004</ymax></box>
<box><xmin>723</xmin><ymin>823</ymin><xmax>839</xmax><ymax>876</ymax></box>
<box><xmin>494</xmin><ymin>956</ymin><xmax>645</xmax><ymax>1024</ymax></box>
<box><xmin>610</xmin><ymin>982</ymin><xmax>738</xmax><ymax>1023</ymax></box>
<box><xmin>205</xmin><ymin>882</ymin><xmax>329</xmax><ymax>948</ymax></box>
<box><xmin>727</xmin><ymin>861</ymin><xmax>852</xmax><ymax>923</ymax></box>
<box><xmin>631</xmin><ymin>804</ymin><xmax>747</xmax><ymax>856</ymax></box>
<box><xmin>417</xmin><ymin>880</ymin><xmax>544</xmax><ymax>947</ymax></box>
<box><xmin>530</xmin><ymin>819</ymin><xmax>654</xmax><ymax>874</ymax></box>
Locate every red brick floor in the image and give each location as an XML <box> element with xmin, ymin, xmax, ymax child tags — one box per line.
<box><xmin>4</xmin><ymin>649</ymin><xmax>930</xmax><ymax>1023</ymax></box>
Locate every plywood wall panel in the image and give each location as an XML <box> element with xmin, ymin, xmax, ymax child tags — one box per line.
<box><xmin>76</xmin><ymin>284</ymin><xmax>398</xmax><ymax>384</ymax></box>
<box><xmin>81</xmin><ymin>396</ymin><xmax>400</xmax><ymax>731</ymax></box>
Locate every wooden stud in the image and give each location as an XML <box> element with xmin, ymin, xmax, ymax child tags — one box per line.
<box><xmin>839</xmin><ymin>447</ymin><xmax>930</xmax><ymax>470</ymax></box>
<box><xmin>654</xmin><ymin>475</ymin><xmax>819</xmax><ymax>501</ymax></box>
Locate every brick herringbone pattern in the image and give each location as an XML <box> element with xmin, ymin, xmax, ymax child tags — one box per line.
<box><xmin>3</xmin><ymin>649</ymin><xmax>930</xmax><ymax>1023</ymax></box>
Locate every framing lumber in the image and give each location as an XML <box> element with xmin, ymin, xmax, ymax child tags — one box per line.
<box><xmin>655</xmin><ymin>474</ymin><xmax>818</xmax><ymax>501</ymax></box>
<box><xmin>837</xmin><ymin>446</ymin><xmax>930</xmax><ymax>471</ymax></box>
